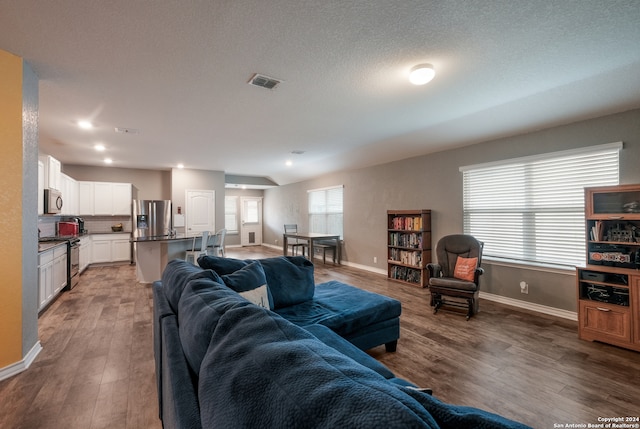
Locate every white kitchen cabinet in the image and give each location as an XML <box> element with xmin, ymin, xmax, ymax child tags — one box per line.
<box><xmin>91</xmin><ymin>233</ymin><xmax>131</xmax><ymax>263</ymax></box>
<box><xmin>79</xmin><ymin>236</ymin><xmax>91</xmax><ymax>273</ymax></box>
<box><xmin>53</xmin><ymin>246</ymin><xmax>67</xmax><ymax>294</ymax></box>
<box><xmin>79</xmin><ymin>181</ymin><xmax>132</xmax><ymax>216</ymax></box>
<box><xmin>39</xmin><ymin>155</ymin><xmax>61</xmax><ymax>191</ymax></box>
<box><xmin>91</xmin><ymin>237</ymin><xmax>112</xmax><ymax>263</ymax></box>
<box><xmin>79</xmin><ymin>182</ymin><xmax>94</xmax><ymax>215</ymax></box>
<box><xmin>38</xmin><ymin>243</ymin><xmax>67</xmax><ymax>312</ymax></box>
<box><xmin>60</xmin><ymin>173</ymin><xmax>79</xmax><ymax>215</ymax></box>
<box><xmin>38</xmin><ymin>250</ymin><xmax>54</xmax><ymax>311</ymax></box>
<box><xmin>112</xmin><ymin>237</ymin><xmax>132</xmax><ymax>262</ymax></box>
<box><xmin>93</xmin><ymin>182</ymin><xmax>114</xmax><ymax>215</ymax></box>
<box><xmin>112</xmin><ymin>183</ymin><xmax>132</xmax><ymax>215</ymax></box>
<box><xmin>38</xmin><ymin>160</ymin><xmax>44</xmax><ymax>215</ymax></box>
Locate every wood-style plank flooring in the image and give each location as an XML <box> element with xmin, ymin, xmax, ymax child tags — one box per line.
<box><xmin>1</xmin><ymin>245</ymin><xmax>639</xmax><ymax>428</ymax></box>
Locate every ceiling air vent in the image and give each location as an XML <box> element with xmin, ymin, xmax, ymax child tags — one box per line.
<box><xmin>248</xmin><ymin>73</ymin><xmax>281</xmax><ymax>90</ymax></box>
<box><xmin>115</xmin><ymin>127</ymin><xmax>140</xmax><ymax>134</ymax></box>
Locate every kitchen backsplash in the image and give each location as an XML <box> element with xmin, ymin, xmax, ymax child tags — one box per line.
<box><xmin>38</xmin><ymin>215</ymin><xmax>132</xmax><ymax>237</ymax></box>
<box><xmin>84</xmin><ymin>216</ymin><xmax>132</xmax><ymax>234</ymax></box>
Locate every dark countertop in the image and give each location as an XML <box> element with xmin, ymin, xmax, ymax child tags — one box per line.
<box><xmin>85</xmin><ymin>231</ymin><xmax>132</xmax><ymax>235</ymax></box>
<box><xmin>38</xmin><ymin>241</ymin><xmax>68</xmax><ymax>253</ymax></box>
<box><xmin>131</xmin><ymin>234</ymin><xmax>192</xmax><ymax>243</ymax></box>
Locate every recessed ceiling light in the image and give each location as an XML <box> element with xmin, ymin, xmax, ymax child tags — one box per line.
<box><xmin>104</xmin><ymin>158</ymin><xmax>113</xmax><ymax>164</ymax></box>
<box><xmin>78</xmin><ymin>120</ymin><xmax>93</xmax><ymax>129</ymax></box>
<box><xmin>409</xmin><ymin>64</ymin><xmax>435</xmax><ymax>85</ymax></box>
<box><xmin>177</xmin><ymin>163</ymin><xmax>184</xmax><ymax>169</ymax></box>
<box><xmin>94</xmin><ymin>144</ymin><xmax>106</xmax><ymax>151</ymax></box>
<box><xmin>285</xmin><ymin>160</ymin><xmax>293</xmax><ymax>166</ymax></box>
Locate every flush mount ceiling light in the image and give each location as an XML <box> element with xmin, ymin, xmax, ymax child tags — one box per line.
<box><xmin>409</xmin><ymin>64</ymin><xmax>435</xmax><ymax>85</ymax></box>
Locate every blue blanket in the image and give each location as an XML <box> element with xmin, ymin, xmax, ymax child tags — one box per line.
<box><xmin>197</xmin><ymin>302</ymin><xmax>530</xmax><ymax>428</ymax></box>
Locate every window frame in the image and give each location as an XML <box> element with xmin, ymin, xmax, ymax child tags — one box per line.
<box><xmin>224</xmin><ymin>195</ymin><xmax>239</xmax><ymax>234</ymax></box>
<box><xmin>307</xmin><ymin>185</ymin><xmax>344</xmax><ymax>239</ymax></box>
<box><xmin>460</xmin><ymin>142</ymin><xmax>622</xmax><ymax>269</ymax></box>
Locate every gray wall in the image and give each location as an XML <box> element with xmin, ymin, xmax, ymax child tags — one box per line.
<box><xmin>170</xmin><ymin>168</ymin><xmax>225</xmax><ymax>235</ymax></box>
<box><xmin>224</xmin><ymin>188</ymin><xmax>265</xmax><ymax>247</ymax></box>
<box><xmin>22</xmin><ymin>62</ymin><xmax>39</xmax><ymax>357</ymax></box>
<box><xmin>264</xmin><ymin>108</ymin><xmax>640</xmax><ymax>312</ymax></box>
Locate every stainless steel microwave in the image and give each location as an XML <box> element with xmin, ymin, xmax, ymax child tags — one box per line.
<box><xmin>44</xmin><ymin>188</ymin><xmax>63</xmax><ymax>214</ymax></box>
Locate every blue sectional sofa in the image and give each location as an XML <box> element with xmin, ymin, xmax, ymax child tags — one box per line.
<box><xmin>153</xmin><ymin>257</ymin><xmax>531</xmax><ymax>429</ymax></box>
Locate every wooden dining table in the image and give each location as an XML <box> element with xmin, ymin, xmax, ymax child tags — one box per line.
<box><xmin>282</xmin><ymin>232</ymin><xmax>341</xmax><ymax>264</ymax></box>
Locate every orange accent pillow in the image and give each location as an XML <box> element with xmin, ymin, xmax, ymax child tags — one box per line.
<box><xmin>453</xmin><ymin>257</ymin><xmax>478</xmax><ymax>282</ymax></box>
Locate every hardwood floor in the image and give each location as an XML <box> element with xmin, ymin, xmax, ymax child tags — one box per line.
<box><xmin>2</xmin><ymin>245</ymin><xmax>639</xmax><ymax>428</ymax></box>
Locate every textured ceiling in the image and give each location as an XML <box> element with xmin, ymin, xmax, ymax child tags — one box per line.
<box><xmin>1</xmin><ymin>0</ymin><xmax>639</xmax><ymax>185</ymax></box>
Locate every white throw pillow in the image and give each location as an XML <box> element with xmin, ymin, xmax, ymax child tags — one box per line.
<box><xmin>239</xmin><ymin>284</ymin><xmax>270</xmax><ymax>309</ymax></box>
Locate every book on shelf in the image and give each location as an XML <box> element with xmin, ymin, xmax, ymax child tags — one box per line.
<box><xmin>391</xmin><ymin>216</ymin><xmax>423</xmax><ymax>231</ymax></box>
<box><xmin>590</xmin><ymin>220</ymin><xmax>604</xmax><ymax>241</ymax></box>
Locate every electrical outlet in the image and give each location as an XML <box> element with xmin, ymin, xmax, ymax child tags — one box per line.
<box><xmin>519</xmin><ymin>281</ymin><xmax>529</xmax><ymax>294</ymax></box>
<box><xmin>373</xmin><ymin>256</ymin><xmax>377</xmax><ymax>264</ymax></box>
<box><xmin>275</xmin><ymin>239</ymin><xmax>278</xmax><ymax>245</ymax></box>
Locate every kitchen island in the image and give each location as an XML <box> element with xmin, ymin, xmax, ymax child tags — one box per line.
<box><xmin>132</xmin><ymin>234</ymin><xmax>202</xmax><ymax>283</ymax></box>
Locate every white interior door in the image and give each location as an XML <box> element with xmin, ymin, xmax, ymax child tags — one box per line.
<box><xmin>241</xmin><ymin>197</ymin><xmax>262</xmax><ymax>246</ymax></box>
<box><xmin>185</xmin><ymin>189</ymin><xmax>215</xmax><ymax>237</ymax></box>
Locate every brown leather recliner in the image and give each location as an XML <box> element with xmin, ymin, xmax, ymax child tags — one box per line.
<box><xmin>427</xmin><ymin>234</ymin><xmax>484</xmax><ymax>320</ymax></box>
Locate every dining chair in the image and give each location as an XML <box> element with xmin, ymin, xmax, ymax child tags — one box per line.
<box><xmin>184</xmin><ymin>231</ymin><xmax>210</xmax><ymax>265</ymax></box>
<box><xmin>284</xmin><ymin>224</ymin><xmax>308</xmax><ymax>256</ymax></box>
<box><xmin>207</xmin><ymin>228</ymin><xmax>227</xmax><ymax>257</ymax></box>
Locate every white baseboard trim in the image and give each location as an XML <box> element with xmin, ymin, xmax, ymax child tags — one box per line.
<box><xmin>479</xmin><ymin>292</ymin><xmax>577</xmax><ymax>321</ymax></box>
<box><xmin>341</xmin><ymin>260</ymin><xmax>387</xmax><ymax>276</ymax></box>
<box><xmin>253</xmin><ymin>245</ymin><xmax>578</xmax><ymax>320</ymax></box>
<box><xmin>0</xmin><ymin>341</ymin><xmax>42</xmax><ymax>382</ymax></box>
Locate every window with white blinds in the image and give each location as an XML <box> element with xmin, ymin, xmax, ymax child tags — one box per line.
<box><xmin>461</xmin><ymin>142</ymin><xmax>621</xmax><ymax>267</ymax></box>
<box><xmin>308</xmin><ymin>185</ymin><xmax>344</xmax><ymax>238</ymax></box>
<box><xmin>224</xmin><ymin>196</ymin><xmax>238</xmax><ymax>234</ymax></box>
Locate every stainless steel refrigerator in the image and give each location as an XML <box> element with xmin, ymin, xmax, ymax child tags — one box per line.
<box><xmin>133</xmin><ymin>200</ymin><xmax>172</xmax><ymax>239</ymax></box>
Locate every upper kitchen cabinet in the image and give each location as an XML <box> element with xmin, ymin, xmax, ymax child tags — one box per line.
<box><xmin>59</xmin><ymin>173</ymin><xmax>79</xmax><ymax>216</ymax></box>
<box><xmin>38</xmin><ymin>155</ymin><xmax>61</xmax><ymax>191</ymax></box>
<box><xmin>79</xmin><ymin>181</ymin><xmax>132</xmax><ymax>216</ymax></box>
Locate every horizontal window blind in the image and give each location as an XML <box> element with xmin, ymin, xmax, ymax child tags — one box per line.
<box><xmin>308</xmin><ymin>185</ymin><xmax>344</xmax><ymax>238</ymax></box>
<box><xmin>224</xmin><ymin>196</ymin><xmax>238</xmax><ymax>234</ymax></box>
<box><xmin>461</xmin><ymin>143</ymin><xmax>621</xmax><ymax>267</ymax></box>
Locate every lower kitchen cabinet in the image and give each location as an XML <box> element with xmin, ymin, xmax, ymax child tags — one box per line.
<box><xmin>91</xmin><ymin>233</ymin><xmax>131</xmax><ymax>264</ymax></box>
<box><xmin>79</xmin><ymin>236</ymin><xmax>91</xmax><ymax>273</ymax></box>
<box><xmin>39</xmin><ymin>243</ymin><xmax>67</xmax><ymax>312</ymax></box>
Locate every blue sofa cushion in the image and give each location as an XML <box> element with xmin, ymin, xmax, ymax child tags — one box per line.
<box><xmin>197</xmin><ymin>255</ymin><xmax>315</xmax><ymax>309</ymax></box>
<box><xmin>197</xmin><ymin>254</ymin><xmax>247</xmax><ymax>275</ymax></box>
<box><xmin>161</xmin><ymin>259</ymin><xmax>223</xmax><ymax>313</ymax></box>
<box><xmin>197</xmin><ymin>303</ymin><xmax>442</xmax><ymax>428</ymax></box>
<box><xmin>177</xmin><ymin>276</ymin><xmax>252</xmax><ymax>376</ymax></box>
<box><xmin>303</xmin><ymin>324</ymin><xmax>396</xmax><ymax>380</ymax></box>
<box><xmin>197</xmin><ymin>300</ymin><xmax>531</xmax><ymax>428</ymax></box>
<box><xmin>220</xmin><ymin>261</ymin><xmax>274</xmax><ymax>309</ymax></box>
<box><xmin>274</xmin><ymin>280</ymin><xmax>401</xmax><ymax>337</ymax></box>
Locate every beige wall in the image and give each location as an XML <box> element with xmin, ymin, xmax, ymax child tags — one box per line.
<box><xmin>0</xmin><ymin>50</ymin><xmax>39</xmax><ymax>372</ymax></box>
<box><xmin>264</xmin><ymin>108</ymin><xmax>640</xmax><ymax>312</ymax></box>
